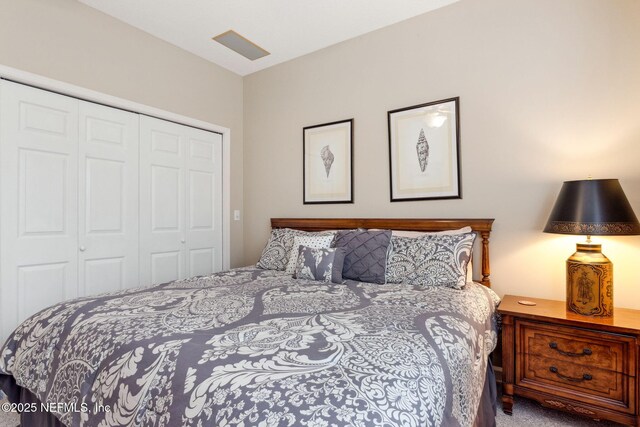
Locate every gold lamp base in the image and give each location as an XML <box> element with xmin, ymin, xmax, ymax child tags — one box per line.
<box><xmin>566</xmin><ymin>243</ymin><xmax>613</xmax><ymax>317</ymax></box>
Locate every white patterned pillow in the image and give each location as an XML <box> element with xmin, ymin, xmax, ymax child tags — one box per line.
<box><xmin>285</xmin><ymin>234</ymin><xmax>335</xmax><ymax>275</ymax></box>
<box><xmin>386</xmin><ymin>232</ymin><xmax>476</xmax><ymax>289</ymax></box>
<box><xmin>390</xmin><ymin>226</ymin><xmax>472</xmax><ymax>238</ymax></box>
<box><xmin>257</xmin><ymin>228</ymin><xmax>308</xmax><ymax>270</ymax></box>
<box><xmin>370</xmin><ymin>226</ymin><xmax>472</xmax><ymax>238</ymax></box>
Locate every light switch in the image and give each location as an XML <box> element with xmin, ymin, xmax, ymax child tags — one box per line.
<box><xmin>233</xmin><ymin>210</ymin><xmax>241</xmax><ymax>221</ymax></box>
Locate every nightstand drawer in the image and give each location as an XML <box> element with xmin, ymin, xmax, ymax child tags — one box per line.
<box><xmin>499</xmin><ymin>295</ymin><xmax>640</xmax><ymax>425</ymax></box>
<box><xmin>520</xmin><ymin>354</ymin><xmax>633</xmax><ymax>409</ymax></box>
<box><xmin>518</xmin><ymin>320</ymin><xmax>636</xmax><ymax>375</ymax></box>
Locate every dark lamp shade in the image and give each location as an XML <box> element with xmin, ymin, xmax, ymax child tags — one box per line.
<box><xmin>544</xmin><ymin>179</ymin><xmax>640</xmax><ymax>235</ymax></box>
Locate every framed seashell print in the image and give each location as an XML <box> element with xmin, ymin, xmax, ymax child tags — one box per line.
<box><xmin>303</xmin><ymin>119</ymin><xmax>353</xmax><ymax>204</ymax></box>
<box><xmin>388</xmin><ymin>97</ymin><xmax>461</xmax><ymax>201</ymax></box>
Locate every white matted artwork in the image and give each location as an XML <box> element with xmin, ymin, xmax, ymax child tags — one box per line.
<box><xmin>388</xmin><ymin>97</ymin><xmax>461</xmax><ymax>201</ymax></box>
<box><xmin>303</xmin><ymin>119</ymin><xmax>353</xmax><ymax>204</ymax></box>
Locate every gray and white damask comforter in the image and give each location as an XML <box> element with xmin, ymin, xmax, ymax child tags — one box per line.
<box><xmin>0</xmin><ymin>267</ymin><xmax>500</xmax><ymax>427</ymax></box>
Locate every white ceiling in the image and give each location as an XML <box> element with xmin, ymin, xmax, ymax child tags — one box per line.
<box><xmin>79</xmin><ymin>0</ymin><xmax>460</xmax><ymax>76</ymax></box>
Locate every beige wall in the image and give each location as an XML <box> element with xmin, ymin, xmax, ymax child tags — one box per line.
<box><xmin>244</xmin><ymin>0</ymin><xmax>640</xmax><ymax>308</ymax></box>
<box><xmin>2</xmin><ymin>0</ymin><xmax>639</xmax><ymax>308</ymax></box>
<box><xmin>0</xmin><ymin>0</ymin><xmax>244</xmax><ymax>267</ymax></box>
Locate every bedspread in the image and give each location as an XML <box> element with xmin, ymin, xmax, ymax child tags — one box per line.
<box><xmin>0</xmin><ymin>267</ymin><xmax>500</xmax><ymax>427</ymax></box>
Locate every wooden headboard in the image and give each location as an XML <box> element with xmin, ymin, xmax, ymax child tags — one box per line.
<box><xmin>271</xmin><ymin>218</ymin><xmax>495</xmax><ymax>288</ymax></box>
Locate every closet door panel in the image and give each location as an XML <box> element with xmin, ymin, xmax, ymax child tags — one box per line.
<box><xmin>152</xmin><ymin>165</ymin><xmax>181</xmax><ymax>230</ymax></box>
<box><xmin>84</xmin><ymin>257</ymin><xmax>125</xmax><ymax>295</ymax></box>
<box><xmin>150</xmin><ymin>251</ymin><xmax>182</xmax><ymax>285</ymax></box>
<box><xmin>140</xmin><ymin>116</ymin><xmax>186</xmax><ymax>286</ymax></box>
<box><xmin>17</xmin><ymin>263</ymin><xmax>67</xmax><ymax>320</ymax></box>
<box><xmin>0</xmin><ymin>81</ymin><xmax>79</xmax><ymax>340</ymax></box>
<box><xmin>186</xmin><ymin>129</ymin><xmax>223</xmax><ymax>277</ymax></box>
<box><xmin>78</xmin><ymin>101</ymin><xmax>139</xmax><ymax>295</ymax></box>
<box><xmin>0</xmin><ymin>80</ymin><xmax>225</xmax><ymax>344</ymax></box>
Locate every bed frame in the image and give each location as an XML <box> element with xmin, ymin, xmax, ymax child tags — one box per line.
<box><xmin>271</xmin><ymin>218</ymin><xmax>495</xmax><ymax>288</ymax></box>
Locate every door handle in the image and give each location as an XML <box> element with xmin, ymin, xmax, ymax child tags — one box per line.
<box><xmin>79</xmin><ymin>246</ymin><xmax>86</xmax><ymax>252</ymax></box>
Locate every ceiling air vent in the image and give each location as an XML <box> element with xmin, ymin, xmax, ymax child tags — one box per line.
<box><xmin>212</xmin><ymin>30</ymin><xmax>270</xmax><ymax>61</ymax></box>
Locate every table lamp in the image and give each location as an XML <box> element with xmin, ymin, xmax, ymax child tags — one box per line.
<box><xmin>544</xmin><ymin>179</ymin><xmax>640</xmax><ymax>317</ymax></box>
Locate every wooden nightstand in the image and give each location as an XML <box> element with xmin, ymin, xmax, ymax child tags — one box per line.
<box><xmin>498</xmin><ymin>295</ymin><xmax>640</xmax><ymax>426</ymax></box>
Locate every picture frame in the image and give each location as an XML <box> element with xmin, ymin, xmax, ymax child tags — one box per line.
<box><xmin>388</xmin><ymin>97</ymin><xmax>461</xmax><ymax>202</ymax></box>
<box><xmin>303</xmin><ymin>119</ymin><xmax>353</xmax><ymax>204</ymax></box>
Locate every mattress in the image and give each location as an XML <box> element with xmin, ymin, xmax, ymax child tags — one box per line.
<box><xmin>0</xmin><ymin>267</ymin><xmax>500</xmax><ymax>426</ymax></box>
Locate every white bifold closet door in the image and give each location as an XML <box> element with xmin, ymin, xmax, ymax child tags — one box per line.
<box><xmin>0</xmin><ymin>82</ymin><xmax>79</xmax><ymax>340</ymax></box>
<box><xmin>139</xmin><ymin>115</ymin><xmax>223</xmax><ymax>286</ymax></box>
<box><xmin>0</xmin><ymin>81</ymin><xmax>139</xmax><ymax>339</ymax></box>
<box><xmin>78</xmin><ymin>101</ymin><xmax>139</xmax><ymax>296</ymax></box>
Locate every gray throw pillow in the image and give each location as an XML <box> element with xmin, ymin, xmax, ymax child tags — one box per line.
<box><xmin>294</xmin><ymin>246</ymin><xmax>346</xmax><ymax>283</ymax></box>
<box><xmin>257</xmin><ymin>228</ymin><xmax>307</xmax><ymax>270</ymax></box>
<box><xmin>284</xmin><ymin>234</ymin><xmax>335</xmax><ymax>275</ymax></box>
<box><xmin>386</xmin><ymin>232</ymin><xmax>476</xmax><ymax>289</ymax></box>
<box><xmin>333</xmin><ymin>229</ymin><xmax>392</xmax><ymax>284</ymax></box>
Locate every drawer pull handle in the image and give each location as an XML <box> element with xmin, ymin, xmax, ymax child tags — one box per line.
<box><xmin>549</xmin><ymin>366</ymin><xmax>593</xmax><ymax>382</ymax></box>
<box><xmin>549</xmin><ymin>342</ymin><xmax>592</xmax><ymax>357</ymax></box>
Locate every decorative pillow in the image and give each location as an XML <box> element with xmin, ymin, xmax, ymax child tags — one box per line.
<box><xmin>389</xmin><ymin>226</ymin><xmax>472</xmax><ymax>238</ymax></box>
<box><xmin>386</xmin><ymin>232</ymin><xmax>476</xmax><ymax>289</ymax></box>
<box><xmin>294</xmin><ymin>246</ymin><xmax>346</xmax><ymax>283</ymax></box>
<box><xmin>285</xmin><ymin>234</ymin><xmax>335</xmax><ymax>275</ymax></box>
<box><xmin>257</xmin><ymin>228</ymin><xmax>308</xmax><ymax>270</ymax></box>
<box><xmin>368</xmin><ymin>226</ymin><xmax>472</xmax><ymax>237</ymax></box>
<box><xmin>377</xmin><ymin>227</ymin><xmax>475</xmax><ymax>282</ymax></box>
<box><xmin>333</xmin><ymin>229</ymin><xmax>392</xmax><ymax>284</ymax></box>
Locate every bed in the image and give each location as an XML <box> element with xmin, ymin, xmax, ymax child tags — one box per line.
<box><xmin>0</xmin><ymin>218</ymin><xmax>499</xmax><ymax>427</ymax></box>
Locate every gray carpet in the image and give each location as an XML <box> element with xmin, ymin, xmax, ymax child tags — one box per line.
<box><xmin>495</xmin><ymin>396</ymin><xmax>623</xmax><ymax>427</ymax></box>
<box><xmin>0</xmin><ymin>396</ymin><xmax>18</xmax><ymax>427</ymax></box>
<box><xmin>0</xmin><ymin>394</ymin><xmax>624</xmax><ymax>427</ymax></box>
